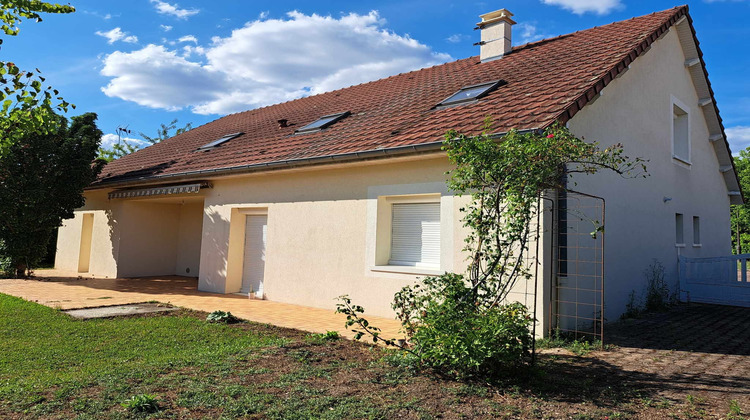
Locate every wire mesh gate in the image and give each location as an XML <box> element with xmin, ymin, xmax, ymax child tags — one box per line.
<box><xmin>549</xmin><ymin>190</ymin><xmax>606</xmax><ymax>342</ymax></box>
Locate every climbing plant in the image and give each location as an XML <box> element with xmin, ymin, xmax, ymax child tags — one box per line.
<box><xmin>337</xmin><ymin>121</ymin><xmax>647</xmax><ymax>378</ymax></box>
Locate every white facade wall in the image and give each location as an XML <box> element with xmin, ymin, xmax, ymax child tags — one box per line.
<box><xmin>567</xmin><ymin>28</ymin><xmax>731</xmax><ymax>320</ymax></box>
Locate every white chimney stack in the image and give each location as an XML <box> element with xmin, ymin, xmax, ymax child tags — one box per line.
<box><xmin>477</xmin><ymin>8</ymin><xmax>516</xmax><ymax>62</ymax></box>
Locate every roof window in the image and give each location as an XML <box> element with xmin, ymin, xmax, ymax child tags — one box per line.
<box><xmin>437</xmin><ymin>80</ymin><xmax>504</xmax><ymax>107</ymax></box>
<box><xmin>197</xmin><ymin>132</ymin><xmax>243</xmax><ymax>151</ymax></box>
<box><xmin>295</xmin><ymin>112</ymin><xmax>350</xmax><ymax>134</ymax></box>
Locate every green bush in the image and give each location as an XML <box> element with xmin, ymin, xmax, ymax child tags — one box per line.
<box><xmin>398</xmin><ymin>274</ymin><xmax>532</xmax><ymax>378</ymax></box>
<box><xmin>307</xmin><ymin>330</ymin><xmax>340</xmax><ymax>344</ymax></box>
<box><xmin>206</xmin><ymin>310</ymin><xmax>240</xmax><ymax>324</ymax></box>
<box><xmin>121</xmin><ymin>394</ymin><xmax>160</xmax><ymax>413</ymax></box>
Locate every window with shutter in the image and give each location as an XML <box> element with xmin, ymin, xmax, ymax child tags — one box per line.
<box><xmin>389</xmin><ymin>202</ymin><xmax>441</xmax><ymax>268</ymax></box>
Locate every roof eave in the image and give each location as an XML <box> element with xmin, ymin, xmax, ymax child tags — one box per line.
<box><xmin>88</xmin><ymin>129</ymin><xmax>539</xmax><ymax>190</ymax></box>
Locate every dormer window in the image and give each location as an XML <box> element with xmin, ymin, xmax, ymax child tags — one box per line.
<box><xmin>197</xmin><ymin>132</ymin><xmax>243</xmax><ymax>151</ymax></box>
<box><xmin>295</xmin><ymin>112</ymin><xmax>350</xmax><ymax>134</ymax></box>
<box><xmin>437</xmin><ymin>80</ymin><xmax>504</xmax><ymax>108</ymax></box>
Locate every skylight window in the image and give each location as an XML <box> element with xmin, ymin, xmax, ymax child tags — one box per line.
<box><xmin>295</xmin><ymin>112</ymin><xmax>350</xmax><ymax>134</ymax></box>
<box><xmin>197</xmin><ymin>132</ymin><xmax>243</xmax><ymax>151</ymax></box>
<box><xmin>438</xmin><ymin>80</ymin><xmax>504</xmax><ymax>107</ymax></box>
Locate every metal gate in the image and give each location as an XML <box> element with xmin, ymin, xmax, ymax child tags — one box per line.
<box><xmin>550</xmin><ymin>190</ymin><xmax>606</xmax><ymax>341</ymax></box>
<box><xmin>679</xmin><ymin>254</ymin><xmax>750</xmax><ymax>307</ymax></box>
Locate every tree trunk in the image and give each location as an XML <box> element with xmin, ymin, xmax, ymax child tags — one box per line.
<box><xmin>15</xmin><ymin>263</ymin><xmax>27</xmax><ymax>278</ymax></box>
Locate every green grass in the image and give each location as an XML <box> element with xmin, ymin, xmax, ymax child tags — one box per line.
<box><xmin>0</xmin><ymin>293</ymin><xmax>733</xmax><ymax>419</ymax></box>
<box><xmin>0</xmin><ymin>293</ymin><xmax>287</xmax><ymax>415</ymax></box>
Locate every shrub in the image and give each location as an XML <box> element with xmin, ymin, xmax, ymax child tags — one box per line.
<box><xmin>622</xmin><ymin>290</ymin><xmax>642</xmax><ymax>319</ymax></box>
<box><xmin>307</xmin><ymin>330</ymin><xmax>340</xmax><ymax>344</ymax></box>
<box><xmin>206</xmin><ymin>310</ymin><xmax>240</xmax><ymax>324</ymax></box>
<box><xmin>644</xmin><ymin>260</ymin><xmax>672</xmax><ymax>312</ymax></box>
<box><xmin>340</xmin><ymin>273</ymin><xmax>533</xmax><ymax>379</ymax></box>
<box><xmin>404</xmin><ymin>274</ymin><xmax>532</xmax><ymax>378</ymax></box>
<box><xmin>121</xmin><ymin>394</ymin><xmax>160</xmax><ymax>413</ymax></box>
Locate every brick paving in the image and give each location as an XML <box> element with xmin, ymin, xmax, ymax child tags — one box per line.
<box><xmin>592</xmin><ymin>304</ymin><xmax>750</xmax><ymax>407</ymax></box>
<box><xmin>0</xmin><ymin>270</ymin><xmax>403</xmax><ymax>340</ymax></box>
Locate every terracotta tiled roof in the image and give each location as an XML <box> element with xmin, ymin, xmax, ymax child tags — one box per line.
<box><xmin>95</xmin><ymin>6</ymin><xmax>689</xmax><ymax>187</ymax></box>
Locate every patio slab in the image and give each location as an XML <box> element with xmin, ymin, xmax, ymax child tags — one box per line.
<box><xmin>63</xmin><ymin>303</ymin><xmax>178</xmax><ymax>319</ymax></box>
<box><xmin>0</xmin><ymin>270</ymin><xmax>404</xmax><ymax>340</ymax></box>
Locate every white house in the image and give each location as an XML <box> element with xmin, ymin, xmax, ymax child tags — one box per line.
<box><xmin>54</xmin><ymin>6</ymin><xmax>741</xmax><ymax>336</ymax></box>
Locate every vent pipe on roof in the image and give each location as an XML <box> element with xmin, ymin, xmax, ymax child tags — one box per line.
<box><xmin>476</xmin><ymin>8</ymin><xmax>516</xmax><ymax>62</ymax></box>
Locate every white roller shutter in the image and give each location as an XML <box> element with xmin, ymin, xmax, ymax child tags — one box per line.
<box><xmin>389</xmin><ymin>203</ymin><xmax>441</xmax><ymax>268</ymax></box>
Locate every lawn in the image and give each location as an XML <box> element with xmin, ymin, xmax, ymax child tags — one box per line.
<box><xmin>0</xmin><ymin>293</ymin><xmax>745</xmax><ymax>419</ymax></box>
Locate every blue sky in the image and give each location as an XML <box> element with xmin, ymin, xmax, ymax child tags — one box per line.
<box><xmin>3</xmin><ymin>0</ymin><xmax>749</xmax><ymax>152</ymax></box>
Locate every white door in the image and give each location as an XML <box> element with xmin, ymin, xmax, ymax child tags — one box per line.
<box><xmin>241</xmin><ymin>215</ymin><xmax>267</xmax><ymax>297</ymax></box>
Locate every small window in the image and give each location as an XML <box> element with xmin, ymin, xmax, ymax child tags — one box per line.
<box><xmin>672</xmin><ymin>102</ymin><xmax>690</xmax><ymax>163</ymax></box>
<box><xmin>437</xmin><ymin>80</ymin><xmax>504</xmax><ymax>107</ymax></box>
<box><xmin>693</xmin><ymin>216</ymin><xmax>701</xmax><ymax>246</ymax></box>
<box><xmin>389</xmin><ymin>203</ymin><xmax>441</xmax><ymax>268</ymax></box>
<box><xmin>197</xmin><ymin>132</ymin><xmax>243</xmax><ymax>151</ymax></box>
<box><xmin>295</xmin><ymin>112</ymin><xmax>350</xmax><ymax>134</ymax></box>
<box><xmin>675</xmin><ymin>213</ymin><xmax>684</xmax><ymax>245</ymax></box>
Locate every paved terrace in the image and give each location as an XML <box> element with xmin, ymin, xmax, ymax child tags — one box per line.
<box><xmin>0</xmin><ymin>270</ymin><xmax>403</xmax><ymax>340</ymax></box>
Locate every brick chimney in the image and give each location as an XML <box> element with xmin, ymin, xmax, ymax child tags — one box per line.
<box><xmin>477</xmin><ymin>9</ymin><xmax>516</xmax><ymax>62</ymax></box>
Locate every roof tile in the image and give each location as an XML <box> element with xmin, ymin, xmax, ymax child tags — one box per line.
<box><xmin>95</xmin><ymin>6</ymin><xmax>687</xmax><ymax>187</ymax></box>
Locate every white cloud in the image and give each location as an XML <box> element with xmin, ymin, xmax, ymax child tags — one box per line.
<box><xmin>541</xmin><ymin>0</ymin><xmax>623</xmax><ymax>15</ymax></box>
<box><xmin>160</xmin><ymin>24</ymin><xmax>173</xmax><ymax>32</ymax></box>
<box><xmin>515</xmin><ymin>22</ymin><xmax>553</xmax><ymax>45</ymax></box>
<box><xmin>100</xmin><ymin>133</ymin><xmax>149</xmax><ymax>150</ymax></box>
<box><xmin>182</xmin><ymin>45</ymin><xmax>205</xmax><ymax>56</ymax></box>
<box><xmin>101</xmin><ymin>44</ymin><xmax>226</xmax><ymax>111</ymax></box>
<box><xmin>95</xmin><ymin>27</ymin><xmax>138</xmax><ymax>44</ymax></box>
<box><xmin>151</xmin><ymin>0</ymin><xmax>199</xmax><ymax>19</ymax></box>
<box><xmin>178</xmin><ymin>35</ymin><xmax>198</xmax><ymax>44</ymax></box>
<box><xmin>100</xmin><ymin>10</ymin><xmax>451</xmax><ymax>115</ymax></box>
<box><xmin>726</xmin><ymin>126</ymin><xmax>750</xmax><ymax>154</ymax></box>
<box><xmin>446</xmin><ymin>34</ymin><xmax>468</xmax><ymax>44</ymax></box>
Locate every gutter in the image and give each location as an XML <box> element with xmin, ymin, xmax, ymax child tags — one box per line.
<box><xmin>88</xmin><ymin>129</ymin><xmax>536</xmax><ymax>191</ymax></box>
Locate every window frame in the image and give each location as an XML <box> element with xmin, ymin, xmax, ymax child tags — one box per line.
<box><xmin>670</xmin><ymin>96</ymin><xmax>691</xmax><ymax>165</ymax></box>
<box><xmin>295</xmin><ymin>111</ymin><xmax>350</xmax><ymax>134</ymax></box>
<box><xmin>675</xmin><ymin>212</ymin><xmax>685</xmax><ymax>247</ymax></box>
<box><xmin>436</xmin><ymin>80</ymin><xmax>504</xmax><ymax>108</ymax></box>
<box><xmin>372</xmin><ymin>193</ymin><xmax>444</xmax><ymax>276</ymax></box>
<box><xmin>196</xmin><ymin>132</ymin><xmax>243</xmax><ymax>151</ymax></box>
<box><xmin>692</xmin><ymin>216</ymin><xmax>701</xmax><ymax>247</ymax></box>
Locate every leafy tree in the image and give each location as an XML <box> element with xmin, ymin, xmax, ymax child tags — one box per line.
<box><xmin>731</xmin><ymin>148</ymin><xmax>750</xmax><ymax>254</ymax></box>
<box><xmin>0</xmin><ymin>112</ymin><xmax>103</xmax><ymax>277</ymax></box>
<box><xmin>98</xmin><ymin>119</ymin><xmax>192</xmax><ymax>161</ymax></box>
<box><xmin>0</xmin><ymin>1</ymin><xmax>76</xmax><ymax>155</ymax></box>
<box><xmin>337</xmin><ymin>122</ymin><xmax>647</xmax><ymax>378</ymax></box>
<box><xmin>139</xmin><ymin>118</ymin><xmax>192</xmax><ymax>144</ymax></box>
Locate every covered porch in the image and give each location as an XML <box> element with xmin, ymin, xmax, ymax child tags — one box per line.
<box><xmin>0</xmin><ymin>270</ymin><xmax>403</xmax><ymax>340</ymax></box>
